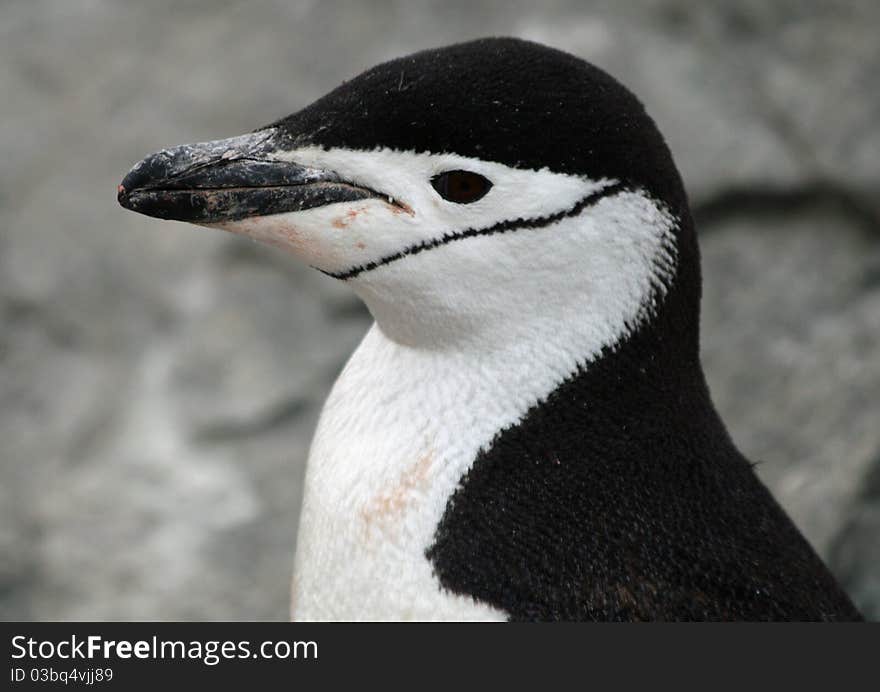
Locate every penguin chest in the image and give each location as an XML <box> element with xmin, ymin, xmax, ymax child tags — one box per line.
<box><xmin>290</xmin><ymin>327</ymin><xmax>507</xmax><ymax>621</ymax></box>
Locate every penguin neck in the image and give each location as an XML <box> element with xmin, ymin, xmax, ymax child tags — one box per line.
<box><xmin>353</xmin><ymin>260</ymin><xmax>712</xmax><ymax>429</ymax></box>
<box><xmin>347</xmin><ymin>189</ymin><xmax>681</xmax><ymax>354</ymax></box>
<box><xmin>329</xmin><ymin>196</ymin><xmax>724</xmax><ymax>474</ymax></box>
<box><xmin>344</xmin><ymin>203</ymin><xmax>717</xmax><ymax>448</ymax></box>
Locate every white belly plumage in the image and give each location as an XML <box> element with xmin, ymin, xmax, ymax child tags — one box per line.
<box><xmin>291</xmin><ymin>325</ymin><xmax>510</xmax><ymax>621</ymax></box>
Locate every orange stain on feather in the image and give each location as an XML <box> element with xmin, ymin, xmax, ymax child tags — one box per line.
<box><xmin>361</xmin><ymin>451</ymin><xmax>435</xmax><ymax>534</ymax></box>
<box><xmin>332</xmin><ymin>208</ymin><xmax>364</xmax><ymax>229</ymax></box>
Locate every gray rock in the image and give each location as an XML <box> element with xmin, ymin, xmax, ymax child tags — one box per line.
<box><xmin>829</xmin><ymin>455</ymin><xmax>880</xmax><ymax>620</ymax></box>
<box><xmin>699</xmin><ymin>199</ymin><xmax>880</xmax><ymax>618</ymax></box>
<box><xmin>1</xmin><ymin>0</ymin><xmax>877</xmax><ymax>620</ymax></box>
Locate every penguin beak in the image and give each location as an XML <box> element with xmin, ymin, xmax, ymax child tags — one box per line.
<box><xmin>117</xmin><ymin>129</ymin><xmax>379</xmax><ymax>223</ymax></box>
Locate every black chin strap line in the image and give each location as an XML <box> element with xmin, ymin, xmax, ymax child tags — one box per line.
<box><xmin>316</xmin><ymin>181</ymin><xmax>631</xmax><ymax>281</ymax></box>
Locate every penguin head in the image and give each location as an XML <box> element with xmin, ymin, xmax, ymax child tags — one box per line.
<box><xmin>119</xmin><ymin>38</ymin><xmax>691</xmax><ymax>348</ymax></box>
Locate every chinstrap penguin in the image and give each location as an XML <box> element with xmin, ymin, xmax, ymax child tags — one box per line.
<box><xmin>118</xmin><ymin>38</ymin><xmax>863</xmax><ymax>621</ymax></box>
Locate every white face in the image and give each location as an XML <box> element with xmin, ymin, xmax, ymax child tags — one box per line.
<box><xmin>206</xmin><ymin>132</ymin><xmax>679</xmax><ymax>349</ymax></box>
<box><xmin>207</xmin><ymin>140</ymin><xmax>608</xmax><ymax>270</ymax></box>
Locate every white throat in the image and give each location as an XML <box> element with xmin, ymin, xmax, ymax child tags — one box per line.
<box><xmin>291</xmin><ymin>189</ymin><xmax>678</xmax><ymax>620</ymax></box>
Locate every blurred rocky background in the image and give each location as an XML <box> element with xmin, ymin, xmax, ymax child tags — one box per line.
<box><xmin>1</xmin><ymin>0</ymin><xmax>878</xmax><ymax>620</ymax></box>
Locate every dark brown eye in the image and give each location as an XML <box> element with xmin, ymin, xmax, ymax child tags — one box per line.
<box><xmin>430</xmin><ymin>170</ymin><xmax>492</xmax><ymax>204</ymax></box>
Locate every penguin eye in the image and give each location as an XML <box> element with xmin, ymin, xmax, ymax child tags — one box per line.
<box><xmin>431</xmin><ymin>170</ymin><xmax>492</xmax><ymax>204</ymax></box>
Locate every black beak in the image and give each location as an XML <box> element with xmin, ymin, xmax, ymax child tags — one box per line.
<box><xmin>117</xmin><ymin>129</ymin><xmax>379</xmax><ymax>223</ymax></box>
